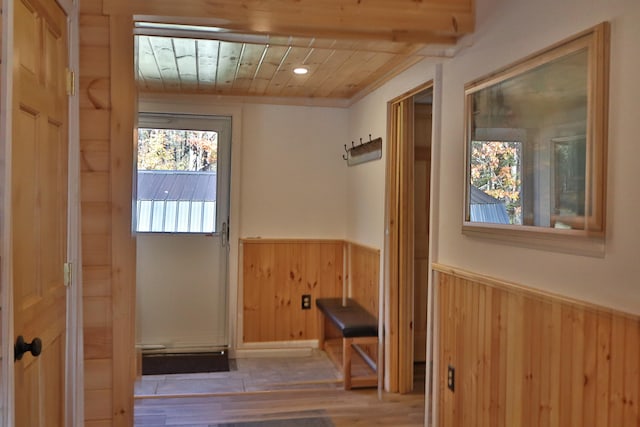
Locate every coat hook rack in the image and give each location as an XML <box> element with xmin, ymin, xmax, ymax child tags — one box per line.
<box><xmin>342</xmin><ymin>135</ymin><xmax>383</xmax><ymax>166</ymax></box>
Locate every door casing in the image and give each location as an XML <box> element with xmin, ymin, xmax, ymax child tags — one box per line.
<box><xmin>384</xmin><ymin>80</ymin><xmax>434</xmax><ymax>393</ymax></box>
<box><xmin>137</xmin><ymin>94</ymin><xmax>243</xmax><ymax>358</ymax></box>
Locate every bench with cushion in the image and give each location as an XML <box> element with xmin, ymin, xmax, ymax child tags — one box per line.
<box><xmin>316</xmin><ymin>297</ymin><xmax>378</xmax><ymax>390</ymax></box>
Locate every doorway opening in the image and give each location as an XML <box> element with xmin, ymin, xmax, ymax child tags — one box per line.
<box><xmin>134</xmin><ymin>112</ymin><xmax>232</xmax><ymax>376</ymax></box>
<box><xmin>385</xmin><ymin>82</ymin><xmax>434</xmax><ymax>394</ymax></box>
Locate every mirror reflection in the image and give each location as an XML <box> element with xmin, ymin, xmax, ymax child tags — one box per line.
<box><xmin>466</xmin><ymin>48</ymin><xmax>591</xmax><ymax>230</ymax></box>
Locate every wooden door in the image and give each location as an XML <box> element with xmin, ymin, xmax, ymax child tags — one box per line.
<box><xmin>386</xmin><ymin>82</ymin><xmax>433</xmax><ymax>393</ymax></box>
<box><xmin>413</xmin><ymin>103</ymin><xmax>432</xmax><ymax>362</ymax></box>
<box><xmin>12</xmin><ymin>0</ymin><xmax>69</xmax><ymax>425</ymax></box>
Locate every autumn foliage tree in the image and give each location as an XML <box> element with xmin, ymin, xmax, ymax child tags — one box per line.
<box><xmin>470</xmin><ymin>140</ymin><xmax>522</xmax><ymax>224</ymax></box>
<box><xmin>138</xmin><ymin>128</ymin><xmax>218</xmax><ymax>172</ymax></box>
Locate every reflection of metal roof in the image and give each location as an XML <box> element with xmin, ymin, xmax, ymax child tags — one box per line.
<box><xmin>469</xmin><ymin>186</ymin><xmax>510</xmax><ymax>224</ymax></box>
<box><xmin>136</xmin><ymin>171</ymin><xmax>217</xmax><ymax>233</ymax></box>
<box><xmin>470</xmin><ymin>185</ymin><xmax>501</xmax><ymax>205</ymax></box>
<box><xmin>137</xmin><ymin>170</ymin><xmax>216</xmax><ymax>201</ymax></box>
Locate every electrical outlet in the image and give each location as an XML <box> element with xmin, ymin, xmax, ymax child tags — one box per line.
<box><xmin>447</xmin><ymin>365</ymin><xmax>455</xmax><ymax>392</ymax></box>
<box><xmin>301</xmin><ymin>294</ymin><xmax>312</xmax><ymax>310</ymax></box>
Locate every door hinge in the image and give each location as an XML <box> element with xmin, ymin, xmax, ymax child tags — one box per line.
<box><xmin>64</xmin><ymin>262</ymin><xmax>72</xmax><ymax>287</ymax></box>
<box><xmin>66</xmin><ymin>68</ymin><xmax>75</xmax><ymax>96</ymax></box>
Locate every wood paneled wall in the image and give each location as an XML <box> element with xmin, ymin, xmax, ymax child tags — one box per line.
<box><xmin>436</xmin><ymin>265</ymin><xmax>640</xmax><ymax>427</ymax></box>
<box><xmin>80</xmin><ymin>0</ymin><xmax>136</xmax><ymax>425</ymax></box>
<box><xmin>347</xmin><ymin>242</ymin><xmax>380</xmax><ymax>316</ymax></box>
<box><xmin>346</xmin><ymin>242</ymin><xmax>380</xmax><ymax>361</ymax></box>
<box><xmin>80</xmin><ymin>1</ymin><xmax>114</xmax><ymax>424</ymax></box>
<box><xmin>242</xmin><ymin>239</ymin><xmax>344</xmax><ymax>343</ymax></box>
<box><xmin>241</xmin><ymin>239</ymin><xmax>380</xmax><ymax>344</ymax></box>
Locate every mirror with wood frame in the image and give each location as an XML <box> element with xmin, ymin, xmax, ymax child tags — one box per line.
<box><xmin>463</xmin><ymin>23</ymin><xmax>609</xmax><ymax>239</ymax></box>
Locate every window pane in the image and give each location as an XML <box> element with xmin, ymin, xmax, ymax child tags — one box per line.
<box><xmin>203</xmin><ymin>201</ymin><xmax>215</xmax><ymax>233</ymax></box>
<box><xmin>137</xmin><ymin>128</ymin><xmax>218</xmax><ymax>172</ymax></box>
<box><xmin>470</xmin><ymin>140</ymin><xmax>522</xmax><ymax>225</ymax></box>
<box><xmin>136</xmin><ymin>125</ymin><xmax>219</xmax><ymax>233</ymax></box>
<box><xmin>190</xmin><ymin>201</ymin><xmax>203</xmax><ymax>233</ymax></box>
<box><xmin>137</xmin><ymin>200</ymin><xmax>152</xmax><ymax>232</ymax></box>
<box><xmin>164</xmin><ymin>201</ymin><xmax>177</xmax><ymax>232</ymax></box>
<box><xmin>151</xmin><ymin>201</ymin><xmax>165</xmax><ymax>232</ymax></box>
<box><xmin>176</xmin><ymin>201</ymin><xmax>190</xmax><ymax>232</ymax></box>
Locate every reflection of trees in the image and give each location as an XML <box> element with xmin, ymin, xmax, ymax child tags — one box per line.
<box><xmin>138</xmin><ymin>128</ymin><xmax>218</xmax><ymax>171</ymax></box>
<box><xmin>471</xmin><ymin>140</ymin><xmax>522</xmax><ymax>224</ymax></box>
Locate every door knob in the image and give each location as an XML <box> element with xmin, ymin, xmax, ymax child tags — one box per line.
<box><xmin>14</xmin><ymin>336</ymin><xmax>42</xmax><ymax>361</ymax></box>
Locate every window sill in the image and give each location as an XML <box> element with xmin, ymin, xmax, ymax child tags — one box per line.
<box><xmin>461</xmin><ymin>223</ymin><xmax>605</xmax><ymax>258</ymax></box>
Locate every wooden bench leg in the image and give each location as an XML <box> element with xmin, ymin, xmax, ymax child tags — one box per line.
<box><xmin>343</xmin><ymin>337</ymin><xmax>353</xmax><ymax>390</ymax></box>
<box><xmin>318</xmin><ymin>311</ymin><xmax>326</xmax><ymax>351</ymax></box>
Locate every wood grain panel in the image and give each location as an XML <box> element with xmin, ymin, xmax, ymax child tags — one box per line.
<box><xmin>414</xmin><ymin>102</ymin><xmax>431</xmax><ymax>362</ymax></box>
<box><xmin>84</xmin><ymin>297</ymin><xmax>113</xmax><ymax>328</ymax></box>
<box><xmin>80</xmin><ymin>46</ymin><xmax>110</xmax><ymax>78</ymax></box>
<box><xmin>81</xmin><ymin>234</ymin><xmax>111</xmax><ymax>266</ymax></box>
<box><xmin>109</xmin><ymin>13</ymin><xmax>137</xmax><ymax>426</ymax></box>
<box><xmin>79</xmin><ymin>0</ymin><xmax>102</xmax><ymax>14</ymax></box>
<box><xmin>83</xmin><ymin>326</ymin><xmax>112</xmax><ymax>359</ymax></box>
<box><xmin>436</xmin><ymin>267</ymin><xmax>640</xmax><ymax>427</ymax></box>
<box><xmin>79</xmin><ymin>110</ymin><xmax>110</xmax><ymax>139</ymax></box>
<box><xmin>126</xmin><ymin>0</ymin><xmax>474</xmax><ymax>41</ymax></box>
<box><xmin>85</xmin><ymin>359</ymin><xmax>113</xmax><ymax>390</ymax></box>
<box><xmin>347</xmin><ymin>242</ymin><xmax>380</xmax><ymax>362</ymax></box>
<box><xmin>81</xmin><ymin>203</ymin><xmax>111</xmax><ymax>235</ymax></box>
<box><xmin>136</xmin><ymin>36</ymin><xmax>429</xmax><ymax>101</ymax></box>
<box><xmin>80</xmin><ymin>5</ymin><xmax>117</xmax><ymax>425</ymax></box>
<box><xmin>82</xmin><ymin>266</ymin><xmax>112</xmax><ymax>297</ymax></box>
<box><xmin>347</xmin><ymin>242</ymin><xmax>380</xmax><ymax>316</ymax></box>
<box><xmin>79</xmin><ymin>15</ymin><xmax>110</xmax><ymax>46</ymax></box>
<box><xmin>85</xmin><ymin>389</ymin><xmax>113</xmax><ymax>421</ymax></box>
<box><xmin>242</xmin><ymin>239</ymin><xmax>343</xmax><ymax>343</ymax></box>
<box><xmin>81</xmin><ymin>150</ymin><xmax>110</xmax><ymax>173</ymax></box>
<box><xmin>85</xmin><ymin>421</ymin><xmax>112</xmax><ymax>427</ymax></box>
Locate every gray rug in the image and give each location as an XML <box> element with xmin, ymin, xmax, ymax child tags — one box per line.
<box><xmin>213</xmin><ymin>418</ymin><xmax>334</xmax><ymax>427</ymax></box>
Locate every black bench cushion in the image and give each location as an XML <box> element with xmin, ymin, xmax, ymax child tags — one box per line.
<box><xmin>316</xmin><ymin>298</ymin><xmax>378</xmax><ymax>338</ymax></box>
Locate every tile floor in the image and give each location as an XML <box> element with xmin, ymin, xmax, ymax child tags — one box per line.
<box><xmin>134</xmin><ymin>350</ymin><xmax>343</xmax><ymax>397</ymax></box>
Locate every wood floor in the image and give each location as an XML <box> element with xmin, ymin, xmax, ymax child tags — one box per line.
<box><xmin>135</xmin><ymin>388</ymin><xmax>425</xmax><ymax>426</ymax></box>
<box><xmin>134</xmin><ymin>354</ymin><xmax>426</xmax><ymax>426</ymax></box>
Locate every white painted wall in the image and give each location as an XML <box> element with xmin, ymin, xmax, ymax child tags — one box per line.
<box><xmin>437</xmin><ymin>0</ymin><xmax>640</xmax><ymax>314</ymax></box>
<box><xmin>347</xmin><ymin>0</ymin><xmax>640</xmax><ymax>315</ymax></box>
<box><xmin>346</xmin><ymin>61</ymin><xmax>438</xmax><ymax>250</ymax></box>
<box><xmin>240</xmin><ymin>104</ymin><xmax>349</xmax><ymax>239</ymax></box>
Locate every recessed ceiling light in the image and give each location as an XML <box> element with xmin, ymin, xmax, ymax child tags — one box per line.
<box><xmin>293</xmin><ymin>67</ymin><xmax>309</xmax><ymax>75</ymax></box>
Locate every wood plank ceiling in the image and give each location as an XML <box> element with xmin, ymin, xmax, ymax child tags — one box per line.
<box><xmin>132</xmin><ymin>0</ymin><xmax>475</xmax><ymax>102</ymax></box>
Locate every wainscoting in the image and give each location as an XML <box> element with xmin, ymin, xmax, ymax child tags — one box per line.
<box><xmin>240</xmin><ymin>239</ymin><xmax>379</xmax><ymax>345</ymax></box>
<box><xmin>435</xmin><ymin>264</ymin><xmax>640</xmax><ymax>427</ymax></box>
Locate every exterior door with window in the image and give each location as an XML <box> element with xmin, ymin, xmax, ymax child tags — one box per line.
<box><xmin>12</xmin><ymin>0</ymin><xmax>69</xmax><ymax>424</ymax></box>
<box><xmin>136</xmin><ymin>113</ymin><xmax>232</xmax><ymax>352</ymax></box>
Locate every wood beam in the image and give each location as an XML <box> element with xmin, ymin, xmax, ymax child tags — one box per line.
<box><xmin>134</xmin><ymin>25</ymin><xmax>458</xmax><ymax>49</ymax></box>
<box><xmin>109</xmin><ymin>13</ymin><xmax>137</xmax><ymax>427</ymax></box>
<box><xmin>112</xmin><ymin>0</ymin><xmax>475</xmax><ymax>43</ymax></box>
